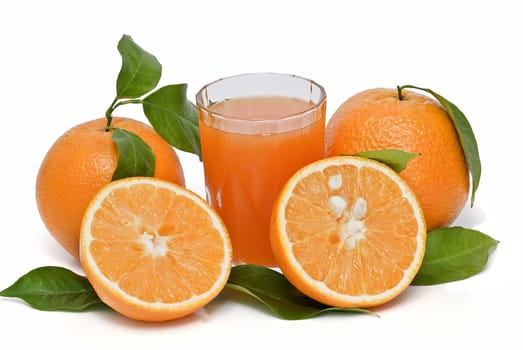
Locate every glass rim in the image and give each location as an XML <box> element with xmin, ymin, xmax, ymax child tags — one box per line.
<box><xmin>195</xmin><ymin>72</ymin><xmax>326</xmax><ymax>124</ymax></box>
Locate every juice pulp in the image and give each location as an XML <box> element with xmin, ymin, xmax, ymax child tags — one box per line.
<box><xmin>199</xmin><ymin>96</ymin><xmax>325</xmax><ymax>266</ymax></box>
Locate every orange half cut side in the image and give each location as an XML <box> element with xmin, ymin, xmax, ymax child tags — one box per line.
<box><xmin>80</xmin><ymin>177</ymin><xmax>232</xmax><ymax>321</ymax></box>
<box><xmin>270</xmin><ymin>156</ymin><xmax>426</xmax><ymax>308</ymax></box>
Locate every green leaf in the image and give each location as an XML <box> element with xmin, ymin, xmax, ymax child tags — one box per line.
<box><xmin>116</xmin><ymin>34</ymin><xmax>162</xmax><ymax>99</ymax></box>
<box><xmin>0</xmin><ymin>266</ymin><xmax>103</xmax><ymax>311</ymax></box>
<box><xmin>411</xmin><ymin>227</ymin><xmax>498</xmax><ymax>285</ymax></box>
<box><xmin>225</xmin><ymin>264</ymin><xmax>374</xmax><ymax>320</ymax></box>
<box><xmin>399</xmin><ymin>85</ymin><xmax>481</xmax><ymax>205</ymax></box>
<box><xmin>353</xmin><ymin>149</ymin><xmax>420</xmax><ymax>173</ymax></box>
<box><xmin>143</xmin><ymin>84</ymin><xmax>202</xmax><ymax>158</ymax></box>
<box><xmin>111</xmin><ymin>128</ymin><xmax>155</xmax><ymax>181</ymax></box>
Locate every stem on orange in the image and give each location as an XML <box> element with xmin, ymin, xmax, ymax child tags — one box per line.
<box><xmin>105</xmin><ymin>97</ymin><xmax>118</xmax><ymax>131</ymax></box>
<box><xmin>104</xmin><ymin>98</ymin><xmax>143</xmax><ymax>131</ymax></box>
<box><xmin>397</xmin><ymin>85</ymin><xmax>405</xmax><ymax>101</ymax></box>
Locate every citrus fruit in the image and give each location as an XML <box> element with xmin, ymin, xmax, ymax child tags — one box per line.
<box><xmin>79</xmin><ymin>177</ymin><xmax>232</xmax><ymax>322</ymax></box>
<box><xmin>325</xmin><ymin>88</ymin><xmax>469</xmax><ymax>231</ymax></box>
<box><xmin>270</xmin><ymin>156</ymin><xmax>426</xmax><ymax>308</ymax></box>
<box><xmin>36</xmin><ymin>117</ymin><xmax>185</xmax><ymax>259</ymax></box>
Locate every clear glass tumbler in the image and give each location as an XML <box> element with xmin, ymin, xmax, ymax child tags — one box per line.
<box><xmin>196</xmin><ymin>73</ymin><xmax>326</xmax><ymax>267</ymax></box>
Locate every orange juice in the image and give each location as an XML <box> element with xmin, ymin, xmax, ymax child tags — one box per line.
<box><xmin>199</xmin><ymin>96</ymin><xmax>325</xmax><ymax>266</ymax></box>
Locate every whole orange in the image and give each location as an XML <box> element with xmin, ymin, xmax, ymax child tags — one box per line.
<box><xmin>36</xmin><ymin>117</ymin><xmax>185</xmax><ymax>259</ymax></box>
<box><xmin>325</xmin><ymin>88</ymin><xmax>469</xmax><ymax>231</ymax></box>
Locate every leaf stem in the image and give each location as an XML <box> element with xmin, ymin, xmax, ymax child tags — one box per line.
<box><xmin>114</xmin><ymin>98</ymin><xmax>143</xmax><ymax>109</ymax></box>
<box><xmin>104</xmin><ymin>98</ymin><xmax>143</xmax><ymax>131</ymax></box>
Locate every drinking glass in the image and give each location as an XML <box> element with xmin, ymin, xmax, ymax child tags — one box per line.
<box><xmin>196</xmin><ymin>73</ymin><xmax>326</xmax><ymax>266</ymax></box>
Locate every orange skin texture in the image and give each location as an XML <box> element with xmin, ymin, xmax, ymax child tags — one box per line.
<box><xmin>36</xmin><ymin>117</ymin><xmax>185</xmax><ymax>259</ymax></box>
<box><xmin>325</xmin><ymin>88</ymin><xmax>469</xmax><ymax>231</ymax></box>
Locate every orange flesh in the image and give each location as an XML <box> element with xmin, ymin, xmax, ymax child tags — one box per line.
<box><xmin>88</xmin><ymin>183</ymin><xmax>226</xmax><ymax>303</ymax></box>
<box><xmin>284</xmin><ymin>163</ymin><xmax>420</xmax><ymax>296</ymax></box>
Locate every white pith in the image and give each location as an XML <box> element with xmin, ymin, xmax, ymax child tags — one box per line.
<box><xmin>139</xmin><ymin>231</ymin><xmax>170</xmax><ymax>257</ymax></box>
<box><xmin>329</xmin><ymin>195</ymin><xmax>368</xmax><ymax>250</ymax></box>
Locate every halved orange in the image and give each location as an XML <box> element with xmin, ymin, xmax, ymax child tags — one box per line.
<box><xmin>270</xmin><ymin>156</ymin><xmax>426</xmax><ymax>308</ymax></box>
<box><xmin>79</xmin><ymin>177</ymin><xmax>232</xmax><ymax>321</ymax></box>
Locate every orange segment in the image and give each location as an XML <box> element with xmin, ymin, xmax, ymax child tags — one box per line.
<box><xmin>80</xmin><ymin>177</ymin><xmax>232</xmax><ymax>321</ymax></box>
<box><xmin>270</xmin><ymin>156</ymin><xmax>426</xmax><ymax>308</ymax></box>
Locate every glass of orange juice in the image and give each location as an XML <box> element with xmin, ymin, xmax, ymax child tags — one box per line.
<box><xmin>196</xmin><ymin>73</ymin><xmax>326</xmax><ymax>267</ymax></box>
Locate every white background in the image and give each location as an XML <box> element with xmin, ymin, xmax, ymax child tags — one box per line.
<box><xmin>1</xmin><ymin>0</ymin><xmax>521</xmax><ymax>348</ymax></box>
